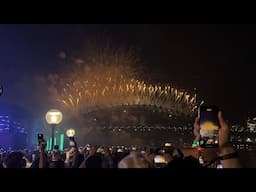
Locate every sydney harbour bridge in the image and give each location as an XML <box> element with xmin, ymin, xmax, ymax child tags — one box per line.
<box><xmin>54</xmin><ymin>70</ymin><xmax>197</xmax><ymax>146</ymax></box>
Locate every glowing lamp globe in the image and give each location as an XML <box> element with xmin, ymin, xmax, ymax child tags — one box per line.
<box><xmin>45</xmin><ymin>109</ymin><xmax>63</xmax><ymax>125</ymax></box>
<box><xmin>164</xmin><ymin>143</ymin><xmax>172</xmax><ymax>147</ymax></box>
<box><xmin>66</xmin><ymin>128</ymin><xmax>75</xmax><ymax>137</ymax></box>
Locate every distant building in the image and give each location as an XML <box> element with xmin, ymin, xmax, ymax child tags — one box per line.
<box><xmin>247</xmin><ymin>117</ymin><xmax>256</xmax><ymax>133</ymax></box>
<box><xmin>0</xmin><ymin>115</ymin><xmax>28</xmax><ymax>150</ymax></box>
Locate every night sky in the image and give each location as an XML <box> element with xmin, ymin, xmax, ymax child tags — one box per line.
<box><xmin>0</xmin><ymin>24</ymin><xmax>254</xmax><ymax>125</ymax></box>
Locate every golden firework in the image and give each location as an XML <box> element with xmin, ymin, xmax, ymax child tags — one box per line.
<box><xmin>53</xmin><ymin>45</ymin><xmax>198</xmax><ymax>116</ymax></box>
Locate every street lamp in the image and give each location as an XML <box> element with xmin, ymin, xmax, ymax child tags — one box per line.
<box><xmin>66</xmin><ymin>128</ymin><xmax>75</xmax><ymax>138</ymax></box>
<box><xmin>45</xmin><ymin>109</ymin><xmax>63</xmax><ymax>150</ymax></box>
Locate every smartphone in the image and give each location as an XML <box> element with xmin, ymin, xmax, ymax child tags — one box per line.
<box><xmin>69</xmin><ymin>141</ymin><xmax>75</xmax><ymax>147</ymax></box>
<box><xmin>154</xmin><ymin>155</ymin><xmax>168</xmax><ymax>168</ymax></box>
<box><xmin>37</xmin><ymin>133</ymin><xmax>44</xmax><ymax>145</ymax></box>
<box><xmin>217</xmin><ymin>163</ymin><xmax>223</xmax><ymax>169</ymax></box>
<box><xmin>198</xmin><ymin>106</ymin><xmax>220</xmax><ymax>148</ymax></box>
<box><xmin>198</xmin><ymin>155</ymin><xmax>204</xmax><ymax>165</ymax></box>
<box><xmin>69</xmin><ymin>138</ymin><xmax>75</xmax><ymax>147</ymax></box>
<box><xmin>154</xmin><ymin>155</ymin><xmax>166</xmax><ymax>163</ymax></box>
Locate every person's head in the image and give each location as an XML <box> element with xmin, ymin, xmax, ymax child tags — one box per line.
<box><xmin>78</xmin><ymin>147</ymin><xmax>84</xmax><ymax>154</ymax></box>
<box><xmin>131</xmin><ymin>146</ymin><xmax>137</xmax><ymax>151</ymax></box>
<box><xmin>3</xmin><ymin>152</ymin><xmax>26</xmax><ymax>168</ymax></box>
<box><xmin>89</xmin><ymin>147</ymin><xmax>97</xmax><ymax>156</ymax></box>
<box><xmin>52</xmin><ymin>150</ymin><xmax>62</xmax><ymax>161</ymax></box>
<box><xmin>118</xmin><ymin>152</ymin><xmax>150</xmax><ymax>168</ymax></box>
<box><xmin>85</xmin><ymin>155</ymin><xmax>102</xmax><ymax>168</ymax></box>
<box><xmin>103</xmin><ymin>147</ymin><xmax>111</xmax><ymax>157</ymax></box>
<box><xmin>96</xmin><ymin>147</ymin><xmax>105</xmax><ymax>155</ymax></box>
<box><xmin>143</xmin><ymin>148</ymin><xmax>155</xmax><ymax>165</ymax></box>
<box><xmin>111</xmin><ymin>147</ymin><xmax>117</xmax><ymax>154</ymax></box>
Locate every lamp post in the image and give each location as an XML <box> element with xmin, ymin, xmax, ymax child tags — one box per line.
<box><xmin>45</xmin><ymin>109</ymin><xmax>63</xmax><ymax>150</ymax></box>
<box><xmin>66</xmin><ymin>128</ymin><xmax>76</xmax><ymax>147</ymax></box>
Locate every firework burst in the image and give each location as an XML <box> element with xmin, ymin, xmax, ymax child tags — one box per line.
<box><xmin>54</xmin><ymin>45</ymin><xmax>197</xmax><ymax>116</ymax></box>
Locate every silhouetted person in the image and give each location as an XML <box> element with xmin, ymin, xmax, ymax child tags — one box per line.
<box><xmin>3</xmin><ymin>152</ymin><xmax>26</xmax><ymax>168</ymax></box>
